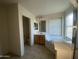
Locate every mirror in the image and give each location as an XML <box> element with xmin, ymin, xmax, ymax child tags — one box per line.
<box><xmin>34</xmin><ymin>23</ymin><xmax>38</xmax><ymax>30</ymax></box>
<box><xmin>39</xmin><ymin>21</ymin><xmax>46</xmax><ymax>32</ymax></box>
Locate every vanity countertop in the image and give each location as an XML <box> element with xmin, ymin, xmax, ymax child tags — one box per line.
<box><xmin>34</xmin><ymin>32</ymin><xmax>46</xmax><ymax>35</ymax></box>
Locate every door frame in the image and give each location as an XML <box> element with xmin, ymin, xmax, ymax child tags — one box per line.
<box><xmin>22</xmin><ymin>16</ymin><xmax>31</xmax><ymax>46</ymax></box>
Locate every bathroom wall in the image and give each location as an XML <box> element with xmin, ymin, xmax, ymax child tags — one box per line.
<box><xmin>18</xmin><ymin>4</ymin><xmax>36</xmax><ymax>56</ymax></box>
<box><xmin>7</xmin><ymin>4</ymin><xmax>20</xmax><ymax>55</ymax></box>
<box><xmin>0</xmin><ymin>5</ymin><xmax>8</xmax><ymax>55</ymax></box>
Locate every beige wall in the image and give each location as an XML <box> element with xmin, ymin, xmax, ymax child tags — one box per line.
<box><xmin>0</xmin><ymin>4</ymin><xmax>20</xmax><ymax>55</ymax></box>
<box><xmin>0</xmin><ymin>5</ymin><xmax>8</xmax><ymax>55</ymax></box>
<box><xmin>18</xmin><ymin>4</ymin><xmax>36</xmax><ymax>56</ymax></box>
<box><xmin>37</xmin><ymin>12</ymin><xmax>65</xmax><ymax>36</ymax></box>
<box><xmin>0</xmin><ymin>3</ymin><xmax>37</xmax><ymax>56</ymax></box>
<box><xmin>7</xmin><ymin>4</ymin><xmax>20</xmax><ymax>55</ymax></box>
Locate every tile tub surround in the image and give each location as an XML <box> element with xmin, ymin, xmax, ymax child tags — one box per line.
<box><xmin>45</xmin><ymin>39</ymin><xmax>74</xmax><ymax>59</ymax></box>
<box><xmin>54</xmin><ymin>42</ymin><xmax>74</xmax><ymax>59</ymax></box>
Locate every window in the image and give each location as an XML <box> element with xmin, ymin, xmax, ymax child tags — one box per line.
<box><xmin>46</xmin><ymin>18</ymin><xmax>62</xmax><ymax>35</ymax></box>
<box><xmin>65</xmin><ymin>12</ymin><xmax>73</xmax><ymax>40</ymax></box>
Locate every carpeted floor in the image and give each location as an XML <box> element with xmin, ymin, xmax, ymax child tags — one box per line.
<box><xmin>2</xmin><ymin>45</ymin><xmax>55</xmax><ymax>59</ymax></box>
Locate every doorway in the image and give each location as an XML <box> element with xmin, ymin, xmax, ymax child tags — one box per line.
<box><xmin>22</xmin><ymin>16</ymin><xmax>30</xmax><ymax>46</ymax></box>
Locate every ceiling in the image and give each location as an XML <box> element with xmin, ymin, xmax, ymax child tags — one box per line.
<box><xmin>0</xmin><ymin>0</ymin><xmax>72</xmax><ymax>16</ymax></box>
<box><xmin>19</xmin><ymin>0</ymin><xmax>71</xmax><ymax>16</ymax></box>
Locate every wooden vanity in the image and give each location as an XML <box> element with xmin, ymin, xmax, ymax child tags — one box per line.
<box><xmin>34</xmin><ymin>35</ymin><xmax>45</xmax><ymax>45</ymax></box>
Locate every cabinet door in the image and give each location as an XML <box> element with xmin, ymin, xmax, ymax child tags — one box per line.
<box><xmin>34</xmin><ymin>35</ymin><xmax>45</xmax><ymax>45</ymax></box>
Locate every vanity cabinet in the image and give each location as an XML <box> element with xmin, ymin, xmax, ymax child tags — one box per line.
<box><xmin>34</xmin><ymin>35</ymin><xmax>45</xmax><ymax>45</ymax></box>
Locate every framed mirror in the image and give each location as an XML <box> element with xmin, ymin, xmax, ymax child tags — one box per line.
<box><xmin>34</xmin><ymin>23</ymin><xmax>38</xmax><ymax>30</ymax></box>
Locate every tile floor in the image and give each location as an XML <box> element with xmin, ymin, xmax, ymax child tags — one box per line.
<box><xmin>1</xmin><ymin>45</ymin><xmax>55</xmax><ymax>59</ymax></box>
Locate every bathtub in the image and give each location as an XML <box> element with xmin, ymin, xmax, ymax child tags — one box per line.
<box><xmin>45</xmin><ymin>34</ymin><xmax>74</xmax><ymax>59</ymax></box>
